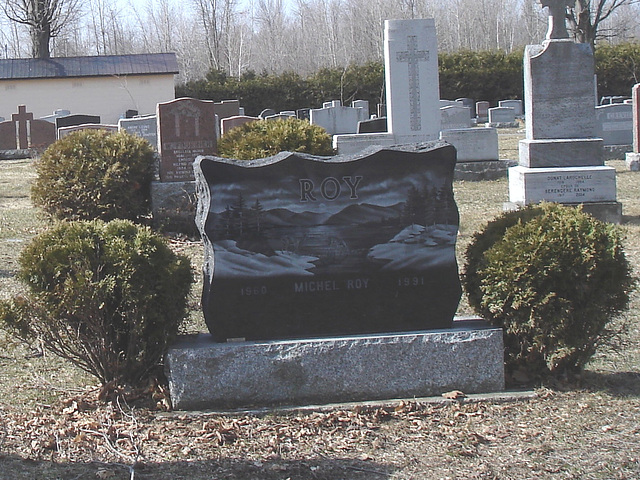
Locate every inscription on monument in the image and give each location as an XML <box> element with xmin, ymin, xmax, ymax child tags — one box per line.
<box><xmin>397</xmin><ymin>36</ymin><xmax>429</xmax><ymax>131</ymax></box>
<box><xmin>195</xmin><ymin>143</ymin><xmax>461</xmax><ymax>342</ymax></box>
<box><xmin>509</xmin><ymin>165</ymin><xmax>617</xmax><ymax>205</ymax></box>
<box><xmin>157</xmin><ymin>98</ymin><xmax>217</xmax><ymax>182</ymax></box>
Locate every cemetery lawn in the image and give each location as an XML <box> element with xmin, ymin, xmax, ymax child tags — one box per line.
<box><xmin>1</xmin><ymin>145</ymin><xmax>640</xmax><ymax>479</ymax></box>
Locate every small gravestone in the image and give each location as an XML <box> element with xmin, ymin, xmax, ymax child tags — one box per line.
<box><xmin>55</xmin><ymin>114</ymin><xmax>101</xmax><ymax>130</ymax></box>
<box><xmin>440</xmin><ymin>127</ymin><xmax>499</xmax><ymax>163</ymax></box>
<box><xmin>297</xmin><ymin>108</ymin><xmax>311</xmax><ymax>120</ymax></box>
<box><xmin>596</xmin><ymin>103</ymin><xmax>633</xmax><ymax>146</ymax></box>
<box><xmin>499</xmin><ymin>99</ymin><xmax>523</xmax><ymax>117</ymax></box>
<box><xmin>58</xmin><ymin>124</ymin><xmax>117</xmax><ymax>138</ymax></box>
<box><xmin>487</xmin><ymin>106</ymin><xmax>518</xmax><ymax>127</ymax></box>
<box><xmin>440</xmin><ymin>105</ymin><xmax>472</xmax><ymax>130</ymax></box>
<box><xmin>456</xmin><ymin>98</ymin><xmax>475</xmax><ymax>117</ymax></box>
<box><xmin>475</xmin><ymin>101</ymin><xmax>490</xmax><ymax>122</ymax></box>
<box><xmin>40</xmin><ymin>109</ymin><xmax>71</xmax><ymax>124</ymax></box>
<box><xmin>220</xmin><ymin>115</ymin><xmax>259</xmax><ymax>136</ymax></box>
<box><xmin>352</xmin><ymin>100</ymin><xmax>370</xmax><ymax>118</ymax></box>
<box><xmin>259</xmin><ymin>108</ymin><xmax>277</xmax><ymax>119</ymax></box>
<box><xmin>195</xmin><ymin>141</ymin><xmax>461</xmax><ymax>342</ymax></box>
<box><xmin>157</xmin><ymin>98</ymin><xmax>217</xmax><ymax>182</ymax></box>
<box><xmin>214</xmin><ymin>100</ymin><xmax>241</xmax><ymax>128</ymax></box>
<box><xmin>357</xmin><ymin>117</ymin><xmax>387</xmax><ymax>134</ymax></box>
<box><xmin>266</xmin><ymin>113</ymin><xmax>296</xmax><ymax>121</ymax></box>
<box><xmin>440</xmin><ymin>100</ymin><xmax>460</xmax><ymax>108</ymax></box>
<box><xmin>310</xmin><ymin>100</ymin><xmax>369</xmax><ymax>135</ymax></box>
<box><xmin>118</xmin><ymin>115</ymin><xmax>158</xmax><ymax>149</ymax></box>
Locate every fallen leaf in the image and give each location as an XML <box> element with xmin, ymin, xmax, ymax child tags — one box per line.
<box><xmin>442</xmin><ymin>390</ymin><xmax>466</xmax><ymax>400</ymax></box>
<box><xmin>96</xmin><ymin>469</ymin><xmax>116</xmax><ymax>479</ymax></box>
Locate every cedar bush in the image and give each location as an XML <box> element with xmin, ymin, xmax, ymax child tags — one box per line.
<box><xmin>462</xmin><ymin>203</ymin><xmax>634</xmax><ymax>378</ymax></box>
<box><xmin>32</xmin><ymin>129</ymin><xmax>155</xmax><ymax>223</ymax></box>
<box><xmin>0</xmin><ymin>220</ymin><xmax>192</xmax><ymax>387</ymax></box>
<box><xmin>218</xmin><ymin>117</ymin><xmax>334</xmax><ymax>160</ymax></box>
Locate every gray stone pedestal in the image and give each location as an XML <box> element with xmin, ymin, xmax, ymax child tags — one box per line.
<box><xmin>165</xmin><ymin>318</ymin><xmax>505</xmax><ymax>411</ymax></box>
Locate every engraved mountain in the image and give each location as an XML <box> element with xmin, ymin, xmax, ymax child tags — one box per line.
<box><xmin>209</xmin><ymin>202</ymin><xmax>408</xmax><ymax>232</ymax></box>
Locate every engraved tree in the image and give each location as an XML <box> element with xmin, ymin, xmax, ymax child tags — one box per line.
<box><xmin>403</xmin><ymin>186</ymin><xmax>425</xmax><ymax>226</ymax></box>
<box><xmin>249</xmin><ymin>199</ymin><xmax>264</xmax><ymax>236</ymax></box>
<box><xmin>231</xmin><ymin>193</ymin><xmax>246</xmax><ymax>237</ymax></box>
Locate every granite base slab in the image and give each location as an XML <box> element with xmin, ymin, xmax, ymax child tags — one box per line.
<box><xmin>165</xmin><ymin>319</ymin><xmax>505</xmax><ymax>410</ymax></box>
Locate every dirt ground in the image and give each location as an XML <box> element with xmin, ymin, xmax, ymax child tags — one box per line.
<box><xmin>1</xmin><ymin>151</ymin><xmax>640</xmax><ymax>479</ymax></box>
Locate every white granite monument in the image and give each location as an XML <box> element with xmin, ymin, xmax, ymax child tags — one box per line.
<box><xmin>333</xmin><ymin>19</ymin><xmax>503</xmax><ymax>176</ymax></box>
<box><xmin>508</xmin><ymin>0</ymin><xmax>621</xmax><ymax>222</ymax></box>
<box><xmin>333</xmin><ymin>19</ymin><xmax>440</xmax><ymax>154</ymax></box>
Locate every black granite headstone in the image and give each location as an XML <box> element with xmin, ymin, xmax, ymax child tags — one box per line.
<box><xmin>55</xmin><ymin>114</ymin><xmax>101</xmax><ymax>129</ymax></box>
<box><xmin>195</xmin><ymin>142</ymin><xmax>461</xmax><ymax>342</ymax></box>
<box><xmin>357</xmin><ymin>117</ymin><xmax>387</xmax><ymax>134</ymax></box>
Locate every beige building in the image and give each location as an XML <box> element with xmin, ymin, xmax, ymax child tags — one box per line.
<box><xmin>0</xmin><ymin>53</ymin><xmax>178</xmax><ymax>124</ymax></box>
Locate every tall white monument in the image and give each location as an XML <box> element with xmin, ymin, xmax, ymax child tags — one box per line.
<box><xmin>385</xmin><ymin>19</ymin><xmax>441</xmax><ymax>143</ymax></box>
<box><xmin>333</xmin><ymin>18</ymin><xmax>441</xmax><ymax>154</ymax></box>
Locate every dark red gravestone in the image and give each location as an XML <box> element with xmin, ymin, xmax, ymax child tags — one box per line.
<box><xmin>195</xmin><ymin>142</ymin><xmax>462</xmax><ymax>342</ymax></box>
<box><xmin>29</xmin><ymin>120</ymin><xmax>56</xmax><ymax>150</ymax></box>
<box><xmin>157</xmin><ymin>98</ymin><xmax>217</xmax><ymax>182</ymax></box>
<box><xmin>0</xmin><ymin>105</ymin><xmax>56</xmax><ymax>151</ymax></box>
<box><xmin>0</xmin><ymin>121</ymin><xmax>17</xmax><ymax>149</ymax></box>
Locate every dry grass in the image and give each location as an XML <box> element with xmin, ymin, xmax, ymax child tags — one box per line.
<box><xmin>1</xmin><ymin>137</ymin><xmax>640</xmax><ymax>479</ymax></box>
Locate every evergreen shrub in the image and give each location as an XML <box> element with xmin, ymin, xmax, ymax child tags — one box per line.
<box><xmin>32</xmin><ymin>129</ymin><xmax>155</xmax><ymax>223</ymax></box>
<box><xmin>462</xmin><ymin>203</ymin><xmax>634</xmax><ymax>378</ymax></box>
<box><xmin>0</xmin><ymin>220</ymin><xmax>193</xmax><ymax>387</ymax></box>
<box><xmin>218</xmin><ymin>117</ymin><xmax>334</xmax><ymax>160</ymax></box>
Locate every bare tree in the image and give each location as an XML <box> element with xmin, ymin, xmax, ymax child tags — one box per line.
<box><xmin>566</xmin><ymin>0</ymin><xmax>640</xmax><ymax>49</ymax></box>
<box><xmin>2</xmin><ymin>0</ymin><xmax>82</xmax><ymax>58</ymax></box>
<box><xmin>193</xmin><ymin>0</ymin><xmax>240</xmax><ymax>74</ymax></box>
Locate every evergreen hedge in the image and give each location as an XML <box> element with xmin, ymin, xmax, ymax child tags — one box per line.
<box><xmin>177</xmin><ymin>43</ymin><xmax>640</xmax><ymax>113</ymax></box>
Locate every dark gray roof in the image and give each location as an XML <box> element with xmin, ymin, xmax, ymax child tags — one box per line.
<box><xmin>0</xmin><ymin>53</ymin><xmax>179</xmax><ymax>80</ymax></box>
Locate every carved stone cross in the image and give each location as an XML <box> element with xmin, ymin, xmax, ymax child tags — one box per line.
<box><xmin>397</xmin><ymin>35</ymin><xmax>430</xmax><ymax>131</ymax></box>
<box><xmin>11</xmin><ymin>105</ymin><xmax>33</xmax><ymax>149</ymax></box>
<box><xmin>541</xmin><ymin>0</ymin><xmax>573</xmax><ymax>40</ymax></box>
